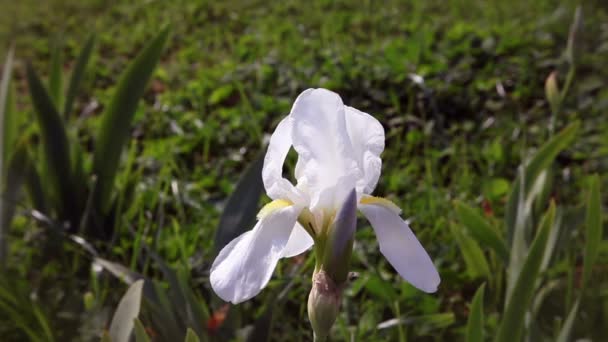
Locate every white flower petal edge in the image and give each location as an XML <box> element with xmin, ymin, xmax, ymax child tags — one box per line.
<box><xmin>210</xmin><ymin>205</ymin><xmax>302</xmax><ymax>304</ymax></box>
<box><xmin>344</xmin><ymin>106</ymin><xmax>385</xmax><ymax>195</ymax></box>
<box><xmin>359</xmin><ymin>202</ymin><xmax>440</xmax><ymax>293</ymax></box>
<box><xmin>281</xmin><ymin>222</ymin><xmax>314</xmax><ymax>258</ymax></box>
<box><xmin>262</xmin><ymin>117</ymin><xmax>307</xmax><ymax>205</ymax></box>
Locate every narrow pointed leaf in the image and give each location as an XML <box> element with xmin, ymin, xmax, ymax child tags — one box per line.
<box><xmin>0</xmin><ymin>45</ymin><xmax>14</xmax><ymax>168</ymax></box>
<box><xmin>92</xmin><ymin>28</ymin><xmax>169</xmax><ymax>213</ymax></box>
<box><xmin>133</xmin><ymin>318</ymin><xmax>151</xmax><ymax>342</ymax></box>
<box><xmin>450</xmin><ymin>224</ymin><xmax>490</xmax><ymax>279</ymax></box>
<box><xmin>49</xmin><ymin>37</ymin><xmax>63</xmax><ymax>110</ymax></box>
<box><xmin>466</xmin><ymin>283</ymin><xmax>485</xmax><ymax>342</ymax></box>
<box><xmin>64</xmin><ymin>34</ymin><xmax>95</xmax><ymax>118</ymax></box>
<box><xmin>0</xmin><ymin>46</ymin><xmax>15</xmax><ymax>263</ymax></box>
<box><xmin>454</xmin><ymin>201</ymin><xmax>509</xmax><ymax>263</ymax></box>
<box><xmin>184</xmin><ymin>328</ymin><xmax>201</xmax><ymax>342</ymax></box>
<box><xmin>25</xmin><ymin>154</ymin><xmax>48</xmax><ymax>213</ymax></box>
<box><xmin>583</xmin><ymin>175</ymin><xmax>601</xmax><ymax>288</ymax></box>
<box><xmin>495</xmin><ymin>202</ymin><xmax>555</xmax><ymax>342</ymax></box>
<box><xmin>214</xmin><ymin>152</ymin><xmax>265</xmax><ymax>252</ymax></box>
<box><xmin>0</xmin><ymin>145</ymin><xmax>27</xmax><ymax>262</ymax></box>
<box><xmin>505</xmin><ymin>122</ymin><xmax>579</xmax><ymax>243</ymax></box>
<box><xmin>109</xmin><ymin>279</ymin><xmax>144</xmax><ymax>342</ymax></box>
<box><xmin>26</xmin><ymin>63</ymin><xmax>74</xmax><ymax>217</ymax></box>
<box><xmin>556</xmin><ymin>298</ymin><xmax>580</xmax><ymax>342</ymax></box>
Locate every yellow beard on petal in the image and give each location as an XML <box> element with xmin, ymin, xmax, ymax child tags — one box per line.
<box><xmin>359</xmin><ymin>196</ymin><xmax>402</xmax><ymax>214</ymax></box>
<box><xmin>257</xmin><ymin>199</ymin><xmax>293</xmax><ymax>219</ymax></box>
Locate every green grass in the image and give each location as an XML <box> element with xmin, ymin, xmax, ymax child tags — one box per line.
<box><xmin>0</xmin><ymin>0</ymin><xmax>607</xmax><ymax>341</ymax></box>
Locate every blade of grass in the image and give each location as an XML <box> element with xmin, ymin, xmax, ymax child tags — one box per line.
<box><xmin>466</xmin><ymin>283</ymin><xmax>485</xmax><ymax>342</ymax></box>
<box><xmin>63</xmin><ymin>34</ymin><xmax>95</xmax><ymax>118</ymax></box>
<box><xmin>92</xmin><ymin>28</ymin><xmax>169</xmax><ymax>214</ymax></box>
<box><xmin>556</xmin><ymin>298</ymin><xmax>580</xmax><ymax>342</ymax></box>
<box><xmin>495</xmin><ymin>201</ymin><xmax>556</xmax><ymax>342</ymax></box>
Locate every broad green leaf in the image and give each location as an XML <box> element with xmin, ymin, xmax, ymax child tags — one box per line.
<box><xmin>92</xmin><ymin>28</ymin><xmax>169</xmax><ymax>214</ymax></box>
<box><xmin>556</xmin><ymin>298</ymin><xmax>580</xmax><ymax>342</ymax></box>
<box><xmin>454</xmin><ymin>201</ymin><xmax>509</xmax><ymax>263</ymax></box>
<box><xmin>64</xmin><ymin>34</ymin><xmax>95</xmax><ymax>118</ymax></box>
<box><xmin>109</xmin><ymin>279</ymin><xmax>144</xmax><ymax>342</ymax></box>
<box><xmin>466</xmin><ymin>283</ymin><xmax>485</xmax><ymax>342</ymax></box>
<box><xmin>583</xmin><ymin>175</ymin><xmax>602</xmax><ymax>288</ymax></box>
<box><xmin>214</xmin><ymin>153</ymin><xmax>265</xmax><ymax>252</ymax></box>
<box><xmin>495</xmin><ymin>202</ymin><xmax>555</xmax><ymax>342</ymax></box>
<box><xmin>133</xmin><ymin>318</ymin><xmax>151</xmax><ymax>342</ymax></box>
<box><xmin>185</xmin><ymin>328</ymin><xmax>201</xmax><ymax>342</ymax></box>
<box><xmin>49</xmin><ymin>37</ymin><xmax>63</xmax><ymax>110</ymax></box>
<box><xmin>26</xmin><ymin>63</ymin><xmax>75</xmax><ymax>218</ymax></box>
<box><xmin>450</xmin><ymin>224</ymin><xmax>490</xmax><ymax>279</ymax></box>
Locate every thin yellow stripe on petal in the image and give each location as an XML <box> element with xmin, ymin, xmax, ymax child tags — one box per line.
<box><xmin>257</xmin><ymin>199</ymin><xmax>293</xmax><ymax>219</ymax></box>
<box><xmin>359</xmin><ymin>196</ymin><xmax>402</xmax><ymax>215</ymax></box>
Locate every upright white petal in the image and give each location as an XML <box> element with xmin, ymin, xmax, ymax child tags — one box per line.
<box><xmin>359</xmin><ymin>203</ymin><xmax>440</xmax><ymax>293</ymax></box>
<box><xmin>290</xmin><ymin>88</ymin><xmax>359</xmax><ymax>211</ymax></box>
<box><xmin>281</xmin><ymin>222</ymin><xmax>314</xmax><ymax>258</ymax></box>
<box><xmin>344</xmin><ymin>106</ymin><xmax>385</xmax><ymax>195</ymax></box>
<box><xmin>210</xmin><ymin>205</ymin><xmax>301</xmax><ymax>304</ymax></box>
<box><xmin>262</xmin><ymin>117</ymin><xmax>307</xmax><ymax>205</ymax></box>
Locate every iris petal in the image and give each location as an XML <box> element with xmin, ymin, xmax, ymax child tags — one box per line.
<box><xmin>359</xmin><ymin>202</ymin><xmax>440</xmax><ymax>293</ymax></box>
<box><xmin>210</xmin><ymin>205</ymin><xmax>301</xmax><ymax>303</ymax></box>
<box><xmin>290</xmin><ymin>88</ymin><xmax>359</xmax><ymax>211</ymax></box>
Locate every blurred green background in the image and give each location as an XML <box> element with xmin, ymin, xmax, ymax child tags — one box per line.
<box><xmin>0</xmin><ymin>0</ymin><xmax>606</xmax><ymax>341</ymax></box>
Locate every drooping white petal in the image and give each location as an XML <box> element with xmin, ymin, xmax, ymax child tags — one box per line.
<box><xmin>262</xmin><ymin>117</ymin><xmax>307</xmax><ymax>205</ymax></box>
<box><xmin>281</xmin><ymin>222</ymin><xmax>314</xmax><ymax>258</ymax></box>
<box><xmin>210</xmin><ymin>205</ymin><xmax>301</xmax><ymax>304</ymax></box>
<box><xmin>359</xmin><ymin>203</ymin><xmax>440</xmax><ymax>293</ymax></box>
<box><xmin>344</xmin><ymin>106</ymin><xmax>385</xmax><ymax>194</ymax></box>
<box><xmin>290</xmin><ymin>88</ymin><xmax>359</xmax><ymax>211</ymax></box>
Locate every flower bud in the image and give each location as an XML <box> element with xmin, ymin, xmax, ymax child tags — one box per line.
<box><xmin>307</xmin><ymin>270</ymin><xmax>342</xmax><ymax>342</ymax></box>
<box><xmin>545</xmin><ymin>71</ymin><xmax>560</xmax><ymax>114</ymax></box>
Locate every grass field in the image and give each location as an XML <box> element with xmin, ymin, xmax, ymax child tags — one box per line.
<box><xmin>0</xmin><ymin>0</ymin><xmax>607</xmax><ymax>341</ymax></box>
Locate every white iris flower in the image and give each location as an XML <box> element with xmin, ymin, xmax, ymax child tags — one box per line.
<box><xmin>210</xmin><ymin>88</ymin><xmax>440</xmax><ymax>304</ymax></box>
